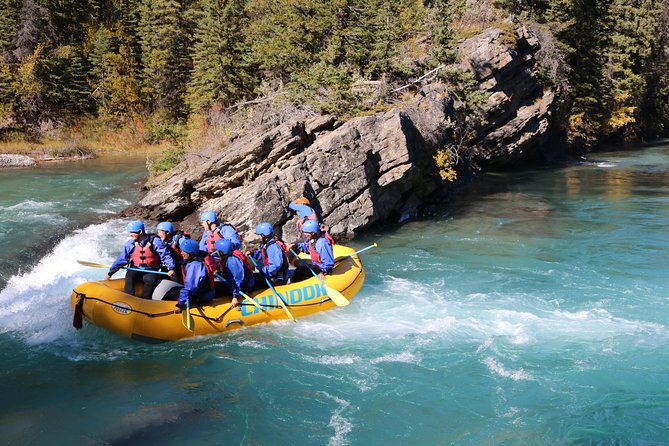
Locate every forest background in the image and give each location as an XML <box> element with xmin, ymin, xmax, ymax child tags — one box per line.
<box><xmin>1</xmin><ymin>0</ymin><xmax>668</xmax><ymax>173</ymax></box>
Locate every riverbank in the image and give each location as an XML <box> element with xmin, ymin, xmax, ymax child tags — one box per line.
<box><xmin>0</xmin><ymin>132</ymin><xmax>168</xmax><ymax>168</ymax></box>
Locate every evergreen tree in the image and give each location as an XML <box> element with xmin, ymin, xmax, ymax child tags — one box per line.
<box><xmin>0</xmin><ymin>0</ymin><xmax>21</xmax><ymax>58</ymax></box>
<box><xmin>603</xmin><ymin>0</ymin><xmax>660</xmax><ymax>137</ymax></box>
<box><xmin>187</xmin><ymin>0</ymin><xmax>257</xmax><ymax>112</ymax></box>
<box><xmin>138</xmin><ymin>0</ymin><xmax>195</xmax><ymax>118</ymax></box>
<box><xmin>428</xmin><ymin>0</ymin><xmax>464</xmax><ymax>67</ymax></box>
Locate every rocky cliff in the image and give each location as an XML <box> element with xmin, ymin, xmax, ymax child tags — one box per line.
<box><xmin>124</xmin><ymin>23</ymin><xmax>554</xmax><ymax>244</ymax></box>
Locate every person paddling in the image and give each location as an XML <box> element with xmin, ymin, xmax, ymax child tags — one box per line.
<box><xmin>156</xmin><ymin>221</ymin><xmax>188</xmax><ymax>283</ymax></box>
<box><xmin>105</xmin><ymin>220</ymin><xmax>175</xmax><ymax>299</ymax></box>
<box><xmin>289</xmin><ymin>197</ymin><xmax>335</xmax><ymax>245</ymax></box>
<box><xmin>212</xmin><ymin>238</ymin><xmax>255</xmax><ymax>309</ymax></box>
<box><xmin>198</xmin><ymin>210</ymin><xmax>241</xmax><ymax>253</ymax></box>
<box><xmin>287</xmin><ymin>219</ymin><xmax>334</xmax><ymax>282</ymax></box>
<box><xmin>248</xmin><ymin>222</ymin><xmax>289</xmax><ymax>285</ymax></box>
<box><xmin>172</xmin><ymin>239</ymin><xmax>215</xmax><ymax>314</ymax></box>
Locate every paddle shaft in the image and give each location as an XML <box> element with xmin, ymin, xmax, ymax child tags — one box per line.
<box><xmin>289</xmin><ymin>248</ymin><xmax>349</xmax><ymax>306</ymax></box>
<box><xmin>334</xmin><ymin>243</ymin><xmax>377</xmax><ymax>264</ymax></box>
<box><xmin>214</xmin><ymin>272</ymin><xmax>266</xmax><ymax>313</ymax></box>
<box><xmin>248</xmin><ymin>256</ymin><xmax>295</xmax><ymax>321</ymax></box>
<box><xmin>78</xmin><ymin>260</ymin><xmax>171</xmax><ymax>276</ymax></box>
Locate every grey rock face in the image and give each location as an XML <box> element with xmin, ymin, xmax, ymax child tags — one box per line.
<box><xmin>458</xmin><ymin>25</ymin><xmax>554</xmax><ymax>169</ymax></box>
<box><xmin>126</xmin><ymin>24</ymin><xmax>554</xmax><ymax>242</ymax></box>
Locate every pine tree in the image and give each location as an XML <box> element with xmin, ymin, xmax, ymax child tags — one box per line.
<box><xmin>187</xmin><ymin>0</ymin><xmax>257</xmax><ymax>112</ymax></box>
<box><xmin>138</xmin><ymin>0</ymin><xmax>195</xmax><ymax>118</ymax></box>
<box><xmin>603</xmin><ymin>0</ymin><xmax>661</xmax><ymax>137</ymax></box>
<box><xmin>0</xmin><ymin>0</ymin><xmax>21</xmax><ymax>58</ymax></box>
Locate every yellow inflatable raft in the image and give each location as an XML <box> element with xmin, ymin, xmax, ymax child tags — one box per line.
<box><xmin>70</xmin><ymin>245</ymin><xmax>365</xmax><ymax>342</ymax></box>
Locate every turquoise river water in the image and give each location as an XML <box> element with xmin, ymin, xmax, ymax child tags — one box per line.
<box><xmin>0</xmin><ymin>146</ymin><xmax>668</xmax><ymax>445</ymax></box>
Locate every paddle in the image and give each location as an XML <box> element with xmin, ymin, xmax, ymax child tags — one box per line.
<box><xmin>77</xmin><ymin>260</ymin><xmax>170</xmax><ymax>276</ymax></box>
<box><xmin>334</xmin><ymin>243</ymin><xmax>378</xmax><ymax>264</ymax></box>
<box><xmin>289</xmin><ymin>249</ymin><xmax>349</xmax><ymax>307</ymax></box>
<box><xmin>214</xmin><ymin>272</ymin><xmax>267</xmax><ymax>314</ymax></box>
<box><xmin>183</xmin><ymin>298</ymin><xmax>194</xmax><ymax>331</ymax></box>
<box><xmin>248</xmin><ymin>256</ymin><xmax>295</xmax><ymax>321</ymax></box>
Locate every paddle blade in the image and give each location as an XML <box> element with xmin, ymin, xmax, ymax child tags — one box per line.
<box><xmin>243</xmin><ymin>296</ymin><xmax>268</xmax><ymax>314</ymax></box>
<box><xmin>77</xmin><ymin>260</ymin><xmax>111</xmax><ymax>268</ymax></box>
<box><xmin>324</xmin><ymin>285</ymin><xmax>350</xmax><ymax>306</ymax></box>
<box><xmin>274</xmin><ymin>292</ymin><xmax>295</xmax><ymax>321</ymax></box>
<box><xmin>182</xmin><ymin>301</ymin><xmax>194</xmax><ymax>331</ymax></box>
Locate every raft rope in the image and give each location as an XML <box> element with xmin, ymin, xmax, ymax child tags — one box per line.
<box><xmin>72</xmin><ymin>290</ymin><xmax>333</xmax><ymax>324</ymax></box>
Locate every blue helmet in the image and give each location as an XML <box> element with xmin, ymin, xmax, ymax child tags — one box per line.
<box><xmin>215</xmin><ymin>238</ymin><xmax>233</xmax><ymax>255</ymax></box>
<box><xmin>127</xmin><ymin>220</ymin><xmax>145</xmax><ymax>233</ymax></box>
<box><xmin>156</xmin><ymin>222</ymin><xmax>174</xmax><ymax>233</ymax></box>
<box><xmin>179</xmin><ymin>238</ymin><xmax>200</xmax><ymax>254</ymax></box>
<box><xmin>302</xmin><ymin>220</ymin><xmax>320</xmax><ymax>234</ymax></box>
<box><xmin>200</xmin><ymin>210</ymin><xmax>217</xmax><ymax>223</ymax></box>
<box><xmin>255</xmin><ymin>222</ymin><xmax>273</xmax><ymax>236</ymax></box>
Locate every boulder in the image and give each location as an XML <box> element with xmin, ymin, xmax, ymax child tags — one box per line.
<box><xmin>125</xmin><ymin>24</ymin><xmax>555</xmax><ymax>242</ymax></box>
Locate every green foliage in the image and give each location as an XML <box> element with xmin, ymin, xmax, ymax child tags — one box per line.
<box><xmin>0</xmin><ymin>0</ymin><xmax>668</xmax><ymax>154</ymax></box>
<box><xmin>0</xmin><ymin>0</ymin><xmax>20</xmax><ymax>54</ymax></box>
<box><xmin>138</xmin><ymin>0</ymin><xmax>195</xmax><ymax>118</ymax></box>
<box><xmin>428</xmin><ymin>0</ymin><xmax>465</xmax><ymax>66</ymax></box>
<box><xmin>187</xmin><ymin>0</ymin><xmax>257</xmax><ymax>112</ymax></box>
<box><xmin>148</xmin><ymin>145</ymin><xmax>187</xmax><ymax>174</ymax></box>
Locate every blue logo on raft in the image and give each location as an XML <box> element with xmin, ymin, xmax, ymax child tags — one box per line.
<box><xmin>240</xmin><ymin>282</ymin><xmax>328</xmax><ymax>316</ymax></box>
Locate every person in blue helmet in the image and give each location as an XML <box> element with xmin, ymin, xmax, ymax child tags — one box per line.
<box><xmin>198</xmin><ymin>210</ymin><xmax>241</xmax><ymax>253</ymax></box>
<box><xmin>289</xmin><ymin>196</ymin><xmax>336</xmax><ymax>245</ymax></box>
<box><xmin>156</xmin><ymin>221</ymin><xmax>191</xmax><ymax>283</ymax></box>
<box><xmin>212</xmin><ymin>238</ymin><xmax>255</xmax><ymax>309</ymax></box>
<box><xmin>248</xmin><ymin>222</ymin><xmax>289</xmax><ymax>285</ymax></box>
<box><xmin>287</xmin><ymin>219</ymin><xmax>335</xmax><ymax>282</ymax></box>
<box><xmin>172</xmin><ymin>239</ymin><xmax>216</xmax><ymax>314</ymax></box>
<box><xmin>105</xmin><ymin>220</ymin><xmax>176</xmax><ymax>298</ymax></box>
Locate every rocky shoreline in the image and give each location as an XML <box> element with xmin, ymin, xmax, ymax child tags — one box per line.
<box><xmin>0</xmin><ymin>153</ymin><xmax>96</xmax><ymax>168</ymax></box>
<box><xmin>123</xmin><ymin>24</ymin><xmax>555</xmax><ymax>244</ymax></box>
<box><xmin>0</xmin><ymin>154</ymin><xmax>37</xmax><ymax>168</ymax></box>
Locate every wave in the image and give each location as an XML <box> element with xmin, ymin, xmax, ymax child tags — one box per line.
<box><xmin>0</xmin><ymin>220</ymin><xmax>128</xmax><ymax>346</ymax></box>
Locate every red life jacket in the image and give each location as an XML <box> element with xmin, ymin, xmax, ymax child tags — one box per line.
<box><xmin>204</xmin><ymin>224</ymin><xmax>238</xmax><ymax>253</ymax></box>
<box><xmin>308</xmin><ymin>235</ymin><xmax>333</xmax><ymax>264</ymax></box>
<box><xmin>216</xmin><ymin>250</ymin><xmax>254</xmax><ymax>276</ymax></box>
<box><xmin>130</xmin><ymin>235</ymin><xmax>160</xmax><ymax>267</ymax></box>
<box><xmin>167</xmin><ymin>232</ymin><xmax>189</xmax><ymax>262</ymax></box>
<box><xmin>181</xmin><ymin>257</ymin><xmax>216</xmax><ymax>291</ymax></box>
<box><xmin>202</xmin><ymin>256</ymin><xmax>217</xmax><ymax>289</ymax></box>
<box><xmin>261</xmin><ymin>238</ymin><xmax>287</xmax><ymax>265</ymax></box>
<box><xmin>261</xmin><ymin>238</ymin><xmax>289</xmax><ymax>278</ymax></box>
<box><xmin>205</xmin><ymin>228</ymin><xmax>223</xmax><ymax>253</ymax></box>
<box><xmin>233</xmin><ymin>250</ymin><xmax>254</xmax><ymax>274</ymax></box>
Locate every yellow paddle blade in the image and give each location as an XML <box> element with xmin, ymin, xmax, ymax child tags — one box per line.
<box><xmin>182</xmin><ymin>299</ymin><xmax>195</xmax><ymax>331</ymax></box>
<box><xmin>77</xmin><ymin>260</ymin><xmax>112</xmax><ymax>268</ymax></box>
<box><xmin>324</xmin><ymin>284</ymin><xmax>350</xmax><ymax>306</ymax></box>
<box><xmin>274</xmin><ymin>292</ymin><xmax>295</xmax><ymax>321</ymax></box>
<box><xmin>182</xmin><ymin>308</ymin><xmax>194</xmax><ymax>331</ymax></box>
<box><xmin>243</xmin><ymin>295</ymin><xmax>268</xmax><ymax>314</ymax></box>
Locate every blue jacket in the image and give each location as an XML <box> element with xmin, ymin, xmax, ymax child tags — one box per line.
<box><xmin>217</xmin><ymin>254</ymin><xmax>254</xmax><ymax>296</ymax></box>
<box><xmin>251</xmin><ymin>239</ymin><xmax>285</xmax><ymax>278</ymax></box>
<box><xmin>177</xmin><ymin>258</ymin><xmax>215</xmax><ymax>306</ymax></box>
<box><xmin>296</xmin><ymin>237</ymin><xmax>334</xmax><ymax>272</ymax></box>
<box><xmin>289</xmin><ymin>203</ymin><xmax>316</xmax><ymax>220</ymax></box>
<box><xmin>199</xmin><ymin>224</ymin><xmax>241</xmax><ymax>251</ymax></box>
<box><xmin>109</xmin><ymin>235</ymin><xmax>175</xmax><ymax>276</ymax></box>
